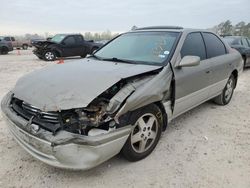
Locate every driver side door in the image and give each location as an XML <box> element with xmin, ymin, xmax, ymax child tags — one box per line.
<box><xmin>173</xmin><ymin>32</ymin><xmax>212</xmax><ymax>117</ymax></box>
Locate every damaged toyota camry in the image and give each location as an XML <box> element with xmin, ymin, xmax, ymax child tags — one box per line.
<box><xmin>1</xmin><ymin>26</ymin><xmax>243</xmax><ymax>170</ymax></box>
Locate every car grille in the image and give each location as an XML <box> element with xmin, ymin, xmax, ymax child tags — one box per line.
<box><xmin>21</xmin><ymin>102</ymin><xmax>59</xmax><ymax>124</ymax></box>
<box><xmin>11</xmin><ymin>97</ymin><xmax>61</xmax><ymax>133</ymax></box>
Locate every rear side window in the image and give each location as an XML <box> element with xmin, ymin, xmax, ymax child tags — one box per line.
<box><xmin>63</xmin><ymin>36</ymin><xmax>76</xmax><ymax>45</ymax></box>
<box><xmin>202</xmin><ymin>33</ymin><xmax>226</xmax><ymax>58</ymax></box>
<box><xmin>75</xmin><ymin>35</ymin><xmax>83</xmax><ymax>44</ymax></box>
<box><xmin>11</xmin><ymin>37</ymin><xmax>15</xmax><ymax>41</ymax></box>
<box><xmin>181</xmin><ymin>32</ymin><xmax>206</xmax><ymax>60</ymax></box>
<box><xmin>242</xmin><ymin>38</ymin><xmax>249</xmax><ymax>47</ymax></box>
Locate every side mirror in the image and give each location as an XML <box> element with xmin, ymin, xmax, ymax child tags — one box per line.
<box><xmin>178</xmin><ymin>56</ymin><xmax>200</xmax><ymax>67</ymax></box>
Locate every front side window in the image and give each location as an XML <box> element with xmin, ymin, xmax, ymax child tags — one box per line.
<box><xmin>95</xmin><ymin>31</ymin><xmax>179</xmax><ymax>65</ymax></box>
<box><xmin>181</xmin><ymin>32</ymin><xmax>206</xmax><ymax>60</ymax></box>
<box><xmin>203</xmin><ymin>33</ymin><xmax>226</xmax><ymax>58</ymax></box>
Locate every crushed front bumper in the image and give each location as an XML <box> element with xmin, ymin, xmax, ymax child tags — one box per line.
<box><xmin>33</xmin><ymin>48</ymin><xmax>45</xmax><ymax>58</ymax></box>
<box><xmin>1</xmin><ymin>92</ymin><xmax>131</xmax><ymax>170</ymax></box>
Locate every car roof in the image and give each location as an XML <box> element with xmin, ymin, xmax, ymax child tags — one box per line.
<box><xmin>55</xmin><ymin>33</ymin><xmax>81</xmax><ymax>36</ymax></box>
<box><xmin>129</xmin><ymin>26</ymin><xmax>211</xmax><ymax>34</ymax></box>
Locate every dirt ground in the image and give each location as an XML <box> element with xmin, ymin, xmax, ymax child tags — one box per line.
<box><xmin>0</xmin><ymin>50</ymin><xmax>249</xmax><ymax>188</ymax></box>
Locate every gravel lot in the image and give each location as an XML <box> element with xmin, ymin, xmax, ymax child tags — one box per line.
<box><xmin>0</xmin><ymin>50</ymin><xmax>250</xmax><ymax>188</ymax></box>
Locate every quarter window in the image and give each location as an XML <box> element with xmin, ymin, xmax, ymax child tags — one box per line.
<box><xmin>203</xmin><ymin>33</ymin><xmax>226</xmax><ymax>58</ymax></box>
<box><xmin>181</xmin><ymin>32</ymin><xmax>206</xmax><ymax>60</ymax></box>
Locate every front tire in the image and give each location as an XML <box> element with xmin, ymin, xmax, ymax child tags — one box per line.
<box><xmin>213</xmin><ymin>74</ymin><xmax>236</xmax><ymax>105</ymax></box>
<box><xmin>121</xmin><ymin>104</ymin><xmax>163</xmax><ymax>161</ymax></box>
<box><xmin>43</xmin><ymin>51</ymin><xmax>56</xmax><ymax>61</ymax></box>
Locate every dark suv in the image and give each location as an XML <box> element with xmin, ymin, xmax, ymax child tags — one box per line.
<box><xmin>223</xmin><ymin>36</ymin><xmax>250</xmax><ymax>68</ymax></box>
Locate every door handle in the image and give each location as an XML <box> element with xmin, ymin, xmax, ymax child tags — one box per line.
<box><xmin>206</xmin><ymin>70</ymin><xmax>210</xmax><ymax>74</ymax></box>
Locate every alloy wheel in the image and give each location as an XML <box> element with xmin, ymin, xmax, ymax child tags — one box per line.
<box><xmin>131</xmin><ymin>113</ymin><xmax>159</xmax><ymax>153</ymax></box>
<box><xmin>44</xmin><ymin>52</ymin><xmax>55</xmax><ymax>61</ymax></box>
<box><xmin>224</xmin><ymin>77</ymin><xmax>234</xmax><ymax>102</ymax></box>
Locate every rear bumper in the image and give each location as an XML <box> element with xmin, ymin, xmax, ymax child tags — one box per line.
<box><xmin>1</xmin><ymin>92</ymin><xmax>131</xmax><ymax>170</ymax></box>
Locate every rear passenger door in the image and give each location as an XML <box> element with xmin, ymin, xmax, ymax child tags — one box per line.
<box><xmin>75</xmin><ymin>35</ymin><xmax>87</xmax><ymax>56</ymax></box>
<box><xmin>173</xmin><ymin>32</ymin><xmax>211</xmax><ymax>117</ymax></box>
<box><xmin>202</xmin><ymin>32</ymin><xmax>231</xmax><ymax>97</ymax></box>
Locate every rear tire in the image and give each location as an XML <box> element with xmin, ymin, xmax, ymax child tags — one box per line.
<box><xmin>22</xmin><ymin>44</ymin><xmax>28</xmax><ymax>50</ymax></box>
<box><xmin>213</xmin><ymin>74</ymin><xmax>236</xmax><ymax>105</ymax></box>
<box><xmin>81</xmin><ymin>54</ymin><xmax>87</xmax><ymax>58</ymax></box>
<box><xmin>242</xmin><ymin>56</ymin><xmax>247</xmax><ymax>69</ymax></box>
<box><xmin>121</xmin><ymin>104</ymin><xmax>163</xmax><ymax>161</ymax></box>
<box><xmin>0</xmin><ymin>47</ymin><xmax>8</xmax><ymax>55</ymax></box>
<box><xmin>91</xmin><ymin>47</ymin><xmax>99</xmax><ymax>54</ymax></box>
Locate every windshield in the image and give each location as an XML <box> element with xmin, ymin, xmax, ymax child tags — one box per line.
<box><xmin>50</xmin><ymin>34</ymin><xmax>67</xmax><ymax>43</ymax></box>
<box><xmin>95</xmin><ymin>31</ymin><xmax>179</xmax><ymax>65</ymax></box>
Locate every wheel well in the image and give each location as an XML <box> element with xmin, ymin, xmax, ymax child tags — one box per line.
<box><xmin>54</xmin><ymin>50</ymin><xmax>61</xmax><ymax>57</ymax></box>
<box><xmin>231</xmin><ymin>70</ymin><xmax>238</xmax><ymax>88</ymax></box>
<box><xmin>154</xmin><ymin>102</ymin><xmax>168</xmax><ymax>131</ymax></box>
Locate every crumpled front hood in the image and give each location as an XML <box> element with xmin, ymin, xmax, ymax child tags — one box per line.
<box><xmin>34</xmin><ymin>41</ymin><xmax>56</xmax><ymax>48</ymax></box>
<box><xmin>13</xmin><ymin>58</ymin><xmax>160</xmax><ymax>111</ymax></box>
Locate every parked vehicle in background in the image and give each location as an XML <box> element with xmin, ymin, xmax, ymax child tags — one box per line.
<box><xmin>32</xmin><ymin>34</ymin><xmax>102</xmax><ymax>61</ymax></box>
<box><xmin>1</xmin><ymin>26</ymin><xmax>243</xmax><ymax>170</ymax></box>
<box><xmin>0</xmin><ymin>36</ymin><xmax>13</xmax><ymax>54</ymax></box>
<box><xmin>96</xmin><ymin>40</ymin><xmax>109</xmax><ymax>45</ymax></box>
<box><xmin>223</xmin><ymin>36</ymin><xmax>250</xmax><ymax>68</ymax></box>
<box><xmin>3</xmin><ymin>36</ymin><xmax>31</xmax><ymax>50</ymax></box>
<box><xmin>30</xmin><ymin>39</ymin><xmax>46</xmax><ymax>47</ymax></box>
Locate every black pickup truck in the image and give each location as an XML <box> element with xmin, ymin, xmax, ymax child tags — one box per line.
<box><xmin>33</xmin><ymin>34</ymin><xmax>102</xmax><ymax>61</ymax></box>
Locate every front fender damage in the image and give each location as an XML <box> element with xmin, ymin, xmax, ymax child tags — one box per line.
<box><xmin>109</xmin><ymin>65</ymin><xmax>173</xmax><ymax>121</ymax></box>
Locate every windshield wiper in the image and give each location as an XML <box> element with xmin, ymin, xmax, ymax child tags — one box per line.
<box><xmin>102</xmin><ymin>57</ymin><xmax>137</xmax><ymax>64</ymax></box>
<box><xmin>87</xmin><ymin>54</ymin><xmax>103</xmax><ymax>60</ymax></box>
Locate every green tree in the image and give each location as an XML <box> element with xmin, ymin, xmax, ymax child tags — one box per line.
<box><xmin>217</xmin><ymin>20</ymin><xmax>233</xmax><ymax>36</ymax></box>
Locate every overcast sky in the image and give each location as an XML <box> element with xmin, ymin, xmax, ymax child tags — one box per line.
<box><xmin>0</xmin><ymin>0</ymin><xmax>249</xmax><ymax>35</ymax></box>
